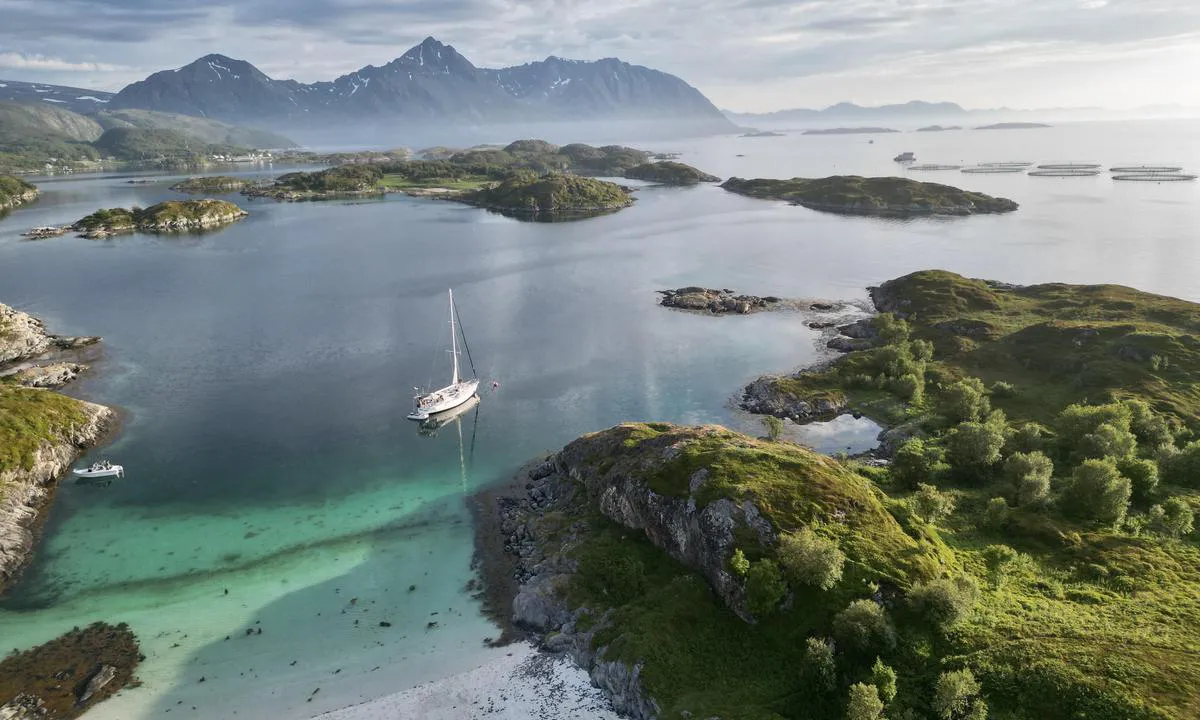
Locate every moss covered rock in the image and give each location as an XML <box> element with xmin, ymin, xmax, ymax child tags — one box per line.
<box><xmin>170</xmin><ymin>175</ymin><xmax>251</xmax><ymax>193</ymax></box>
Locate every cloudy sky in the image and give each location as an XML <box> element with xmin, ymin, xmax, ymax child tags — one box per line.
<box><xmin>0</xmin><ymin>0</ymin><xmax>1197</xmax><ymax>112</ymax></box>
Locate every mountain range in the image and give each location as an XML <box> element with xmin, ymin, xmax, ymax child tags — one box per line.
<box><xmin>99</xmin><ymin>37</ymin><xmax>731</xmax><ymax>140</ymax></box>
<box><xmin>723</xmin><ymin>100</ymin><xmax>1200</xmax><ymax>128</ymax></box>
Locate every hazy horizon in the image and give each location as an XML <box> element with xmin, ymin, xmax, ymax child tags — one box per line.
<box><xmin>0</xmin><ymin>0</ymin><xmax>1197</xmax><ymax>114</ymax></box>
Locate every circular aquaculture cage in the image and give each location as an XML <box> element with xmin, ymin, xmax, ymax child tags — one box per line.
<box><xmin>907</xmin><ymin>163</ymin><xmax>962</xmax><ymax>171</ymax></box>
<box><xmin>961</xmin><ymin>166</ymin><xmax>1025</xmax><ymax>174</ymax></box>
<box><xmin>1027</xmin><ymin>169</ymin><xmax>1102</xmax><ymax>177</ymax></box>
<box><xmin>1036</xmin><ymin>163</ymin><xmax>1101</xmax><ymax>170</ymax></box>
<box><xmin>1109</xmin><ymin>165</ymin><xmax>1184</xmax><ymax>173</ymax></box>
<box><xmin>1112</xmin><ymin>173</ymin><xmax>1197</xmax><ymax>182</ymax></box>
<box><xmin>978</xmin><ymin>162</ymin><xmax>1034</xmax><ymax>168</ymax></box>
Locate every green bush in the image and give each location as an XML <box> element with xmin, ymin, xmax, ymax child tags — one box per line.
<box><xmin>940</xmin><ymin>378</ymin><xmax>991</xmax><ymax>423</ymax></box>
<box><xmin>1062</xmin><ymin>459</ymin><xmax>1132</xmax><ymax>526</ymax></box>
<box><xmin>1117</xmin><ymin>457</ymin><xmax>1159</xmax><ymax>504</ymax></box>
<box><xmin>761</xmin><ymin>415</ymin><xmax>785</xmax><ymax>441</ymax></box>
<box><xmin>989</xmin><ymin>380</ymin><xmax>1018</xmax><ymax>398</ymax></box>
<box><xmin>871</xmin><ymin>657</ymin><xmax>898</xmax><ymax>704</ymax></box>
<box><xmin>1056</xmin><ymin>402</ymin><xmax>1132</xmax><ymax>455</ymax></box>
<box><xmin>1123</xmin><ymin>399</ymin><xmax>1175</xmax><ymax>448</ymax></box>
<box><xmin>575</xmin><ymin>547</ymin><xmax>647</xmax><ymax>605</ymax></box>
<box><xmin>777</xmin><ymin>528</ymin><xmax>845</xmax><ymax>591</ymax></box>
<box><xmin>933</xmin><ymin>668</ymin><xmax>984</xmax><ymax>720</ymax></box>
<box><xmin>1150</xmin><ymin>498</ymin><xmax>1194</xmax><ymax>537</ymax></box>
<box><xmin>908</xmin><ymin>576</ymin><xmax>979</xmax><ymax>629</ymax></box>
<box><xmin>745</xmin><ymin>559</ymin><xmax>787</xmax><ymax>617</ymax></box>
<box><xmin>891</xmin><ymin>438</ymin><xmax>940</xmax><ymax>490</ymax></box>
<box><xmin>730</xmin><ymin>547</ymin><xmax>750</xmax><ymax>576</ymax></box>
<box><xmin>1077</xmin><ymin>422</ymin><xmax>1138</xmax><ymax>460</ymax></box>
<box><xmin>801</xmin><ymin>636</ymin><xmax>837</xmax><ymax>693</ymax></box>
<box><xmin>946</xmin><ymin>419</ymin><xmax>1006</xmax><ymax>478</ymax></box>
<box><xmin>1004</xmin><ymin>451</ymin><xmax>1054</xmax><ymax>507</ymax></box>
<box><xmin>983</xmin><ymin>497</ymin><xmax>1010</xmax><ymax>530</ymax></box>
<box><xmin>846</xmin><ymin>682</ymin><xmax>885</xmax><ymax>720</ymax></box>
<box><xmin>833</xmin><ymin>599</ymin><xmax>896</xmax><ymax>655</ymax></box>
<box><xmin>912</xmin><ymin>483</ymin><xmax>956</xmax><ymax>524</ymax></box>
<box><xmin>892</xmin><ymin>373</ymin><xmax>925</xmax><ymax>403</ymax></box>
<box><xmin>1162</xmin><ymin>440</ymin><xmax>1200</xmax><ymax>487</ymax></box>
<box><xmin>983</xmin><ymin>544</ymin><xmax>1019</xmax><ymax>587</ymax></box>
<box><xmin>875</xmin><ymin>313</ymin><xmax>911</xmax><ymax>345</ymax></box>
<box><xmin>1005</xmin><ymin>422</ymin><xmax>1048</xmax><ymax>454</ymax></box>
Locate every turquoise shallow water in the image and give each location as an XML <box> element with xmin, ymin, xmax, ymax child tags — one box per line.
<box><xmin>1</xmin><ymin>121</ymin><xmax>1199</xmax><ymax>717</ymax></box>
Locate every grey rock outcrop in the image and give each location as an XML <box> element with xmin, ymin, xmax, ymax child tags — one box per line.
<box><xmin>658</xmin><ymin>287</ymin><xmax>779</xmax><ymax>315</ymax></box>
<box><xmin>0</xmin><ymin>694</ymin><xmax>47</xmax><ymax>719</ymax></box>
<box><xmin>9</xmin><ymin>362</ymin><xmax>88</xmax><ymax>389</ymax></box>
<box><xmin>0</xmin><ymin>303</ymin><xmax>53</xmax><ymax>365</ymax></box>
<box><xmin>741</xmin><ymin>376</ymin><xmax>848</xmax><ymax>422</ymax></box>
<box><xmin>79</xmin><ymin>664</ymin><xmax>118</xmax><ymax>705</ymax></box>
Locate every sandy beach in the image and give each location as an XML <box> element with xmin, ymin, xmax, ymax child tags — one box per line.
<box><xmin>315</xmin><ymin>642</ymin><xmax>619</xmax><ymax>720</ymax></box>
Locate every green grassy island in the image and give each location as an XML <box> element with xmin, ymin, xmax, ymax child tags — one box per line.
<box><xmin>721</xmin><ymin>175</ymin><xmax>1019</xmax><ymax>217</ymax></box>
<box><xmin>462</xmin><ymin>172</ymin><xmax>633</xmax><ymax>218</ymax></box>
<box><xmin>624</xmin><ymin>161</ymin><xmax>719</xmax><ymax>185</ymax></box>
<box><xmin>0</xmin><ymin>175</ymin><xmax>37</xmax><ymax>213</ymax></box>
<box><xmin>73</xmin><ymin>199</ymin><xmax>248</xmax><ymax>237</ymax></box>
<box><xmin>247</xmin><ymin>140</ymin><xmax>652</xmax><ymax>203</ymax></box>
<box><xmin>480</xmin><ymin>269</ymin><xmax>1200</xmax><ymax>720</ymax></box>
<box><xmin>170</xmin><ymin>175</ymin><xmax>252</xmax><ymax>194</ymax></box>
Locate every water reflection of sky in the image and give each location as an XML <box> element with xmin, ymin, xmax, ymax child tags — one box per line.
<box><xmin>787</xmin><ymin>414</ymin><xmax>883</xmax><ymax>456</ymax></box>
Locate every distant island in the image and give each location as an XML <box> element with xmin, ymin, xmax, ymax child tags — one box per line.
<box><xmin>740</xmin><ymin>130</ymin><xmax>785</xmax><ymax>138</ymax></box>
<box><xmin>73</xmin><ymin>199</ymin><xmax>248</xmax><ymax>238</ymax></box>
<box><xmin>976</xmin><ymin>122</ymin><xmax>1051</xmax><ymax>130</ymax></box>
<box><xmin>917</xmin><ymin>125</ymin><xmax>962</xmax><ymax>132</ymax></box>
<box><xmin>0</xmin><ymin>174</ymin><xmax>37</xmax><ymax>213</ymax></box>
<box><xmin>461</xmin><ymin>172</ymin><xmax>633</xmax><ymax>219</ymax></box>
<box><xmin>721</xmin><ymin>175</ymin><xmax>1018</xmax><ymax>217</ymax></box>
<box><xmin>802</xmin><ymin>127</ymin><xmax>899</xmax><ymax>135</ymax></box>
<box><xmin>623</xmin><ymin>161</ymin><xmax>718</xmax><ymax>185</ymax></box>
<box><xmin>170</xmin><ymin>176</ymin><xmax>253</xmax><ymax>194</ymax></box>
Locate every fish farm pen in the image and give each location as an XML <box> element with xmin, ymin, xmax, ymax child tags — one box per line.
<box><xmin>1028</xmin><ymin>169</ymin><xmax>1103</xmax><ymax>176</ymax></box>
<box><xmin>906</xmin><ymin>164</ymin><xmax>962</xmax><ymax>171</ymax></box>
<box><xmin>1111</xmin><ymin>173</ymin><xmax>1197</xmax><ymax>182</ymax></box>
<box><xmin>961</xmin><ymin>166</ymin><xmax>1025</xmax><ymax>174</ymax></box>
<box><xmin>1109</xmin><ymin>165</ymin><xmax>1183</xmax><ymax>173</ymax></box>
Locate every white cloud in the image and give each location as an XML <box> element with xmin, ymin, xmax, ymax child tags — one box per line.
<box><xmin>0</xmin><ymin>52</ymin><xmax>128</xmax><ymax>73</ymax></box>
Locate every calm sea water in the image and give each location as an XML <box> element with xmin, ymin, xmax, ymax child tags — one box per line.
<box><xmin>0</xmin><ymin>120</ymin><xmax>1198</xmax><ymax>718</ymax></box>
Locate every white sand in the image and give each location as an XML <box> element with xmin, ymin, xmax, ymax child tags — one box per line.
<box><xmin>314</xmin><ymin>643</ymin><xmax>620</xmax><ymax>720</ymax></box>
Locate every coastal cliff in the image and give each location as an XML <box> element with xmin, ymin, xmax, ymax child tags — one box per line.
<box><xmin>479</xmin><ymin>423</ymin><xmax>949</xmax><ymax>718</ymax></box>
<box><xmin>0</xmin><ymin>303</ymin><xmax>112</xmax><ymax>592</ymax></box>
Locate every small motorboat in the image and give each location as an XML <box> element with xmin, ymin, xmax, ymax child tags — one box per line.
<box><xmin>73</xmin><ymin>460</ymin><xmax>124</xmax><ymax>479</ymax></box>
<box><xmin>894</xmin><ymin>151</ymin><xmax>916</xmax><ymax>162</ymax></box>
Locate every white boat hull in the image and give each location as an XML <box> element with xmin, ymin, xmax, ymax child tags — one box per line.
<box><xmin>73</xmin><ymin>465</ymin><xmax>124</xmax><ymax>478</ymax></box>
<box><xmin>407</xmin><ymin>379</ymin><xmax>480</xmax><ymax>420</ymax></box>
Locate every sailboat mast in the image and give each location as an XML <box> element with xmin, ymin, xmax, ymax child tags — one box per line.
<box><xmin>449</xmin><ymin>289</ymin><xmax>460</xmax><ymax>385</ymax></box>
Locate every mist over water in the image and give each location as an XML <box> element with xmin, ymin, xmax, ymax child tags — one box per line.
<box><xmin>0</xmin><ymin>119</ymin><xmax>1197</xmax><ymax>717</ymax></box>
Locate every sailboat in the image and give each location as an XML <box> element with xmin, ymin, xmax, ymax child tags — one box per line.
<box><xmin>407</xmin><ymin>289</ymin><xmax>480</xmax><ymax>421</ymax></box>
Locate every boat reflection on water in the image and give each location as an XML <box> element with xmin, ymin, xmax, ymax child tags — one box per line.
<box><xmin>417</xmin><ymin>392</ymin><xmax>480</xmax><ymax>493</ymax></box>
<box><xmin>417</xmin><ymin>393</ymin><xmax>480</xmax><ymax>436</ymax></box>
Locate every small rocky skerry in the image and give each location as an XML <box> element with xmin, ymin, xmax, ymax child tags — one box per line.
<box><xmin>657</xmin><ymin>287</ymin><xmax>780</xmax><ymax>314</ymax></box>
<box><xmin>721</xmin><ymin>175</ymin><xmax>1019</xmax><ymax>217</ymax></box>
<box><xmin>72</xmin><ymin>199</ymin><xmax>248</xmax><ymax>238</ymax></box>
<box><xmin>170</xmin><ymin>175</ymin><xmax>253</xmax><ymax>194</ymax></box>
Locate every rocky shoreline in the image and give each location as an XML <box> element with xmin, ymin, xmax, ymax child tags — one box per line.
<box><xmin>0</xmin><ymin>303</ymin><xmax>114</xmax><ymax>592</ymax></box>
<box><xmin>472</xmin><ymin>455</ymin><xmax>660</xmax><ymax>719</ymax></box>
<box><xmin>72</xmin><ymin>199</ymin><xmax>248</xmax><ymax>238</ymax></box>
<box><xmin>0</xmin><ymin>187</ymin><xmax>38</xmax><ymax>213</ymax></box>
